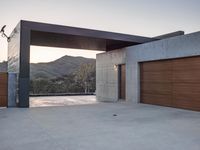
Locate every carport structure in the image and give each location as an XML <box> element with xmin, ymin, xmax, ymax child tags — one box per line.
<box><xmin>8</xmin><ymin>20</ymin><xmax>154</xmax><ymax>107</ymax></box>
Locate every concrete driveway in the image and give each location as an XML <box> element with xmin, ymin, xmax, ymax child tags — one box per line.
<box><xmin>0</xmin><ymin>102</ymin><xmax>200</xmax><ymax>150</ymax></box>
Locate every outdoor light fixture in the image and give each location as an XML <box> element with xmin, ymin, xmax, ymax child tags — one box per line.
<box><xmin>0</xmin><ymin>25</ymin><xmax>10</xmax><ymax>42</ymax></box>
<box><xmin>114</xmin><ymin>64</ymin><xmax>118</xmax><ymax>71</ymax></box>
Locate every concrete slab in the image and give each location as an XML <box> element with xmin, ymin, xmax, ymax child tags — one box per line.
<box><xmin>1</xmin><ymin>102</ymin><xmax>200</xmax><ymax>150</ymax></box>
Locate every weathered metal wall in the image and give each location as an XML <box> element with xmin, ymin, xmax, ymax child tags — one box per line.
<box><xmin>8</xmin><ymin>23</ymin><xmax>21</xmax><ymax>73</ymax></box>
<box><xmin>7</xmin><ymin>22</ymin><xmax>21</xmax><ymax>105</ymax></box>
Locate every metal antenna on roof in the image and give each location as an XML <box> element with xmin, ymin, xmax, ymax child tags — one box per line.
<box><xmin>0</xmin><ymin>25</ymin><xmax>10</xmax><ymax>42</ymax></box>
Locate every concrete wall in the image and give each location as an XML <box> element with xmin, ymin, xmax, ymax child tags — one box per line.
<box><xmin>126</xmin><ymin>31</ymin><xmax>200</xmax><ymax>103</ymax></box>
<box><xmin>96</xmin><ymin>49</ymin><xmax>125</xmax><ymax>102</ymax></box>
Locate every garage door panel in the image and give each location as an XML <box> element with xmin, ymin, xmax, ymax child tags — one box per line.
<box><xmin>141</xmin><ymin>94</ymin><xmax>172</xmax><ymax>106</ymax></box>
<box><xmin>173</xmin><ymin>94</ymin><xmax>200</xmax><ymax>103</ymax></box>
<box><xmin>173</xmin><ymin>57</ymin><xmax>200</xmax><ymax>71</ymax></box>
<box><xmin>173</xmin><ymin>83</ymin><xmax>200</xmax><ymax>94</ymax></box>
<box><xmin>0</xmin><ymin>73</ymin><xmax>8</xmax><ymax>81</ymax></box>
<box><xmin>173</xmin><ymin>83</ymin><xmax>200</xmax><ymax>110</ymax></box>
<box><xmin>140</xmin><ymin>57</ymin><xmax>200</xmax><ymax>111</ymax></box>
<box><xmin>0</xmin><ymin>80</ymin><xmax>8</xmax><ymax>84</ymax></box>
<box><xmin>141</xmin><ymin>83</ymin><xmax>172</xmax><ymax>95</ymax></box>
<box><xmin>173</xmin><ymin>96</ymin><xmax>200</xmax><ymax>111</ymax></box>
<box><xmin>0</xmin><ymin>96</ymin><xmax>7</xmax><ymax>107</ymax></box>
<box><xmin>141</xmin><ymin>71</ymin><xmax>172</xmax><ymax>83</ymax></box>
<box><xmin>0</xmin><ymin>84</ymin><xmax>8</xmax><ymax>89</ymax></box>
<box><xmin>0</xmin><ymin>76</ymin><xmax>8</xmax><ymax>84</ymax></box>
<box><xmin>141</xmin><ymin>60</ymin><xmax>172</xmax><ymax>72</ymax></box>
<box><xmin>173</xmin><ymin>70</ymin><xmax>200</xmax><ymax>83</ymax></box>
<box><xmin>0</xmin><ymin>87</ymin><xmax>8</xmax><ymax>96</ymax></box>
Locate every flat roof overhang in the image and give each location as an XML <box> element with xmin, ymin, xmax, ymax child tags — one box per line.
<box><xmin>20</xmin><ymin>20</ymin><xmax>156</xmax><ymax>51</ymax></box>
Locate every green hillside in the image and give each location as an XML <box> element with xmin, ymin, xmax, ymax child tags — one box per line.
<box><xmin>0</xmin><ymin>55</ymin><xmax>96</xmax><ymax>79</ymax></box>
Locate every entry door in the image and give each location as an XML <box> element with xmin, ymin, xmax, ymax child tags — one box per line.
<box><xmin>119</xmin><ymin>64</ymin><xmax>126</xmax><ymax>100</ymax></box>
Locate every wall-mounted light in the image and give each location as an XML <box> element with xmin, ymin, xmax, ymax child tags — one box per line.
<box><xmin>0</xmin><ymin>25</ymin><xmax>10</xmax><ymax>42</ymax></box>
<box><xmin>114</xmin><ymin>64</ymin><xmax>118</xmax><ymax>71</ymax></box>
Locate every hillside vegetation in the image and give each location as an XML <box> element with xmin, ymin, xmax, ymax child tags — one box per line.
<box><xmin>0</xmin><ymin>55</ymin><xmax>96</xmax><ymax>94</ymax></box>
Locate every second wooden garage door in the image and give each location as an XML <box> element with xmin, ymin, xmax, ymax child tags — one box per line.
<box><xmin>140</xmin><ymin>57</ymin><xmax>200</xmax><ymax>111</ymax></box>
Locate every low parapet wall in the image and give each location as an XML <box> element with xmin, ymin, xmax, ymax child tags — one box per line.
<box><xmin>29</xmin><ymin>93</ymin><xmax>95</xmax><ymax>97</ymax></box>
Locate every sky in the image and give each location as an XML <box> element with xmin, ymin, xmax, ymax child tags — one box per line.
<box><xmin>0</xmin><ymin>0</ymin><xmax>200</xmax><ymax>63</ymax></box>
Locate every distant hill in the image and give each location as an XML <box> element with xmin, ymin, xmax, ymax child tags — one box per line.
<box><xmin>0</xmin><ymin>55</ymin><xmax>95</xmax><ymax>79</ymax></box>
<box><xmin>30</xmin><ymin>55</ymin><xmax>95</xmax><ymax>79</ymax></box>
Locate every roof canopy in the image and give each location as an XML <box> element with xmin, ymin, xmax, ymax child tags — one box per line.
<box><xmin>20</xmin><ymin>20</ymin><xmax>155</xmax><ymax>51</ymax></box>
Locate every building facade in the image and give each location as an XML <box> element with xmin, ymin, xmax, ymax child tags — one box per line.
<box><xmin>7</xmin><ymin>20</ymin><xmax>200</xmax><ymax>111</ymax></box>
<box><xmin>97</xmin><ymin>31</ymin><xmax>200</xmax><ymax>111</ymax></box>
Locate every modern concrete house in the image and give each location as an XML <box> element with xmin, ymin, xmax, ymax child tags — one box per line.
<box><xmin>7</xmin><ymin>20</ymin><xmax>200</xmax><ymax>111</ymax></box>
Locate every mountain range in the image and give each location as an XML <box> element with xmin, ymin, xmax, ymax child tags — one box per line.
<box><xmin>0</xmin><ymin>55</ymin><xmax>95</xmax><ymax>79</ymax></box>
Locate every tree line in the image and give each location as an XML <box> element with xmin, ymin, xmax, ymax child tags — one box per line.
<box><xmin>30</xmin><ymin>63</ymin><xmax>96</xmax><ymax>94</ymax></box>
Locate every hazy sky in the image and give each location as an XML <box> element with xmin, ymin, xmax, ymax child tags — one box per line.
<box><xmin>0</xmin><ymin>0</ymin><xmax>200</xmax><ymax>62</ymax></box>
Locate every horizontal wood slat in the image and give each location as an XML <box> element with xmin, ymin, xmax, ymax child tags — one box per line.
<box><xmin>0</xmin><ymin>87</ymin><xmax>8</xmax><ymax>96</ymax></box>
<box><xmin>141</xmin><ymin>83</ymin><xmax>172</xmax><ymax>95</ymax></box>
<box><xmin>141</xmin><ymin>60</ymin><xmax>172</xmax><ymax>72</ymax></box>
<box><xmin>0</xmin><ymin>96</ymin><xmax>7</xmax><ymax>107</ymax></box>
<box><xmin>173</xmin><ymin>70</ymin><xmax>200</xmax><ymax>83</ymax></box>
<box><xmin>141</xmin><ymin>94</ymin><xmax>172</xmax><ymax>107</ymax></box>
<box><xmin>141</xmin><ymin>71</ymin><xmax>172</xmax><ymax>83</ymax></box>
<box><xmin>173</xmin><ymin>57</ymin><xmax>200</xmax><ymax>71</ymax></box>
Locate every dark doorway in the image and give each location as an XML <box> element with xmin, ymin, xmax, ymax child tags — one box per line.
<box><xmin>119</xmin><ymin>64</ymin><xmax>126</xmax><ymax>100</ymax></box>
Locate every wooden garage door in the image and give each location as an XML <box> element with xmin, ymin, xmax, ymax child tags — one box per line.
<box><xmin>0</xmin><ymin>73</ymin><xmax>8</xmax><ymax>107</ymax></box>
<box><xmin>140</xmin><ymin>57</ymin><xmax>200</xmax><ymax>111</ymax></box>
